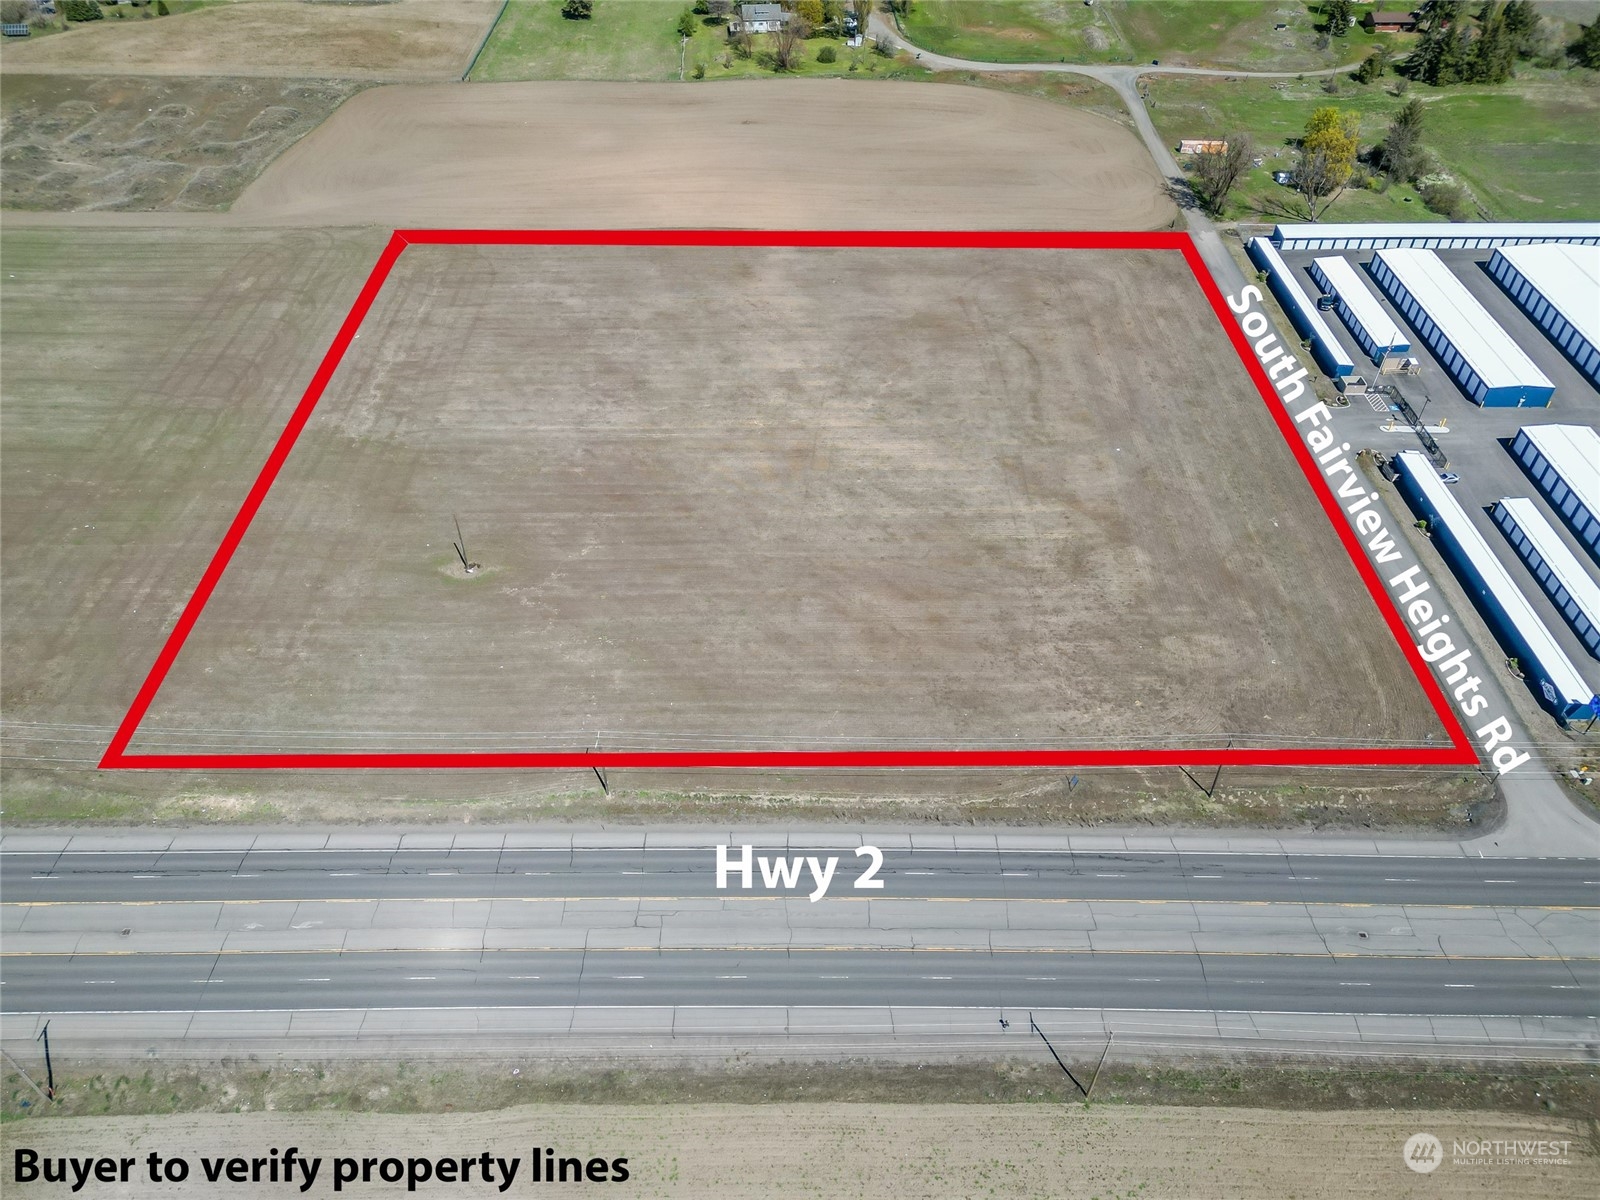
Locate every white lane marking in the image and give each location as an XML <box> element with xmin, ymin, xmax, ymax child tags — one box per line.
<box><xmin>715</xmin><ymin>975</ymin><xmax>746</xmax><ymax>980</ymax></box>
<box><xmin>426</xmin><ymin>872</ymin><xmax>456</xmax><ymax>877</ymax></box>
<box><xmin>612</xmin><ymin>975</ymin><xmax>643</xmax><ymax>980</ymax></box>
<box><xmin>1095</xmin><ymin>873</ymin><xmax>1125</xmax><ymax>878</ymax></box>
<box><xmin>299</xmin><ymin>978</ymin><xmax>331</xmax><ymax>983</ymax></box>
<box><xmin>1383</xmin><ymin>878</ymin><xmax>1420</xmax><ymax>883</ymax></box>
<box><xmin>405</xmin><ymin>976</ymin><xmax>437</xmax><ymax>981</ymax></box>
<box><xmin>1483</xmin><ymin>880</ymin><xmax>1516</xmax><ymax>884</ymax></box>
<box><xmin>818</xmin><ymin>975</ymin><xmax>850</xmax><ymax>979</ymax></box>
<box><xmin>523</xmin><ymin>872</ymin><xmax>551</xmax><ymax>876</ymax></box>
<box><xmin>1444</xmin><ymin>983</ymin><xmax>1475</xmax><ymax>988</ymax></box>
<box><xmin>132</xmin><ymin>875</ymin><xmax>158</xmax><ymax>880</ymax></box>
<box><xmin>621</xmin><ymin>871</ymin><xmax>645</xmax><ymax>876</ymax></box>
<box><xmin>1025</xmin><ymin>977</ymin><xmax>1058</xmax><ymax>982</ymax></box>
<box><xmin>1128</xmin><ymin>977</ymin><xmax>1162</xmax><ymax>982</ymax></box>
<box><xmin>507</xmin><ymin>975</ymin><xmax>540</xmax><ymax>981</ymax></box>
<box><xmin>29</xmin><ymin>876</ymin><xmax>57</xmax><ymax>881</ymax></box>
<box><xmin>1550</xmin><ymin>985</ymin><xmax>1579</xmax><ymax>989</ymax></box>
<box><xmin>922</xmin><ymin>976</ymin><xmax>953</xmax><ymax>980</ymax></box>
<box><xmin>1338</xmin><ymin>982</ymin><xmax>1371</xmax><ymax>987</ymax></box>
<box><xmin>1001</xmin><ymin>872</ymin><xmax>1030</xmax><ymax>877</ymax></box>
<box><xmin>904</xmin><ymin>871</ymin><xmax>936</xmax><ymax>876</ymax></box>
<box><xmin>83</xmin><ymin>980</ymin><xmax>116</xmax><ymax>984</ymax></box>
<box><xmin>329</xmin><ymin>873</ymin><xmax>357</xmax><ymax>877</ymax></box>
<box><xmin>1193</xmin><ymin>875</ymin><xmax>1222</xmax><ymax>879</ymax></box>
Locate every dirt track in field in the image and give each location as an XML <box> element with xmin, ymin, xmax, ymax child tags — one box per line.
<box><xmin>123</xmin><ymin>243</ymin><xmax>1443</xmax><ymax>756</ymax></box>
<box><xmin>227</xmin><ymin>80</ymin><xmax>1176</xmax><ymax>229</ymax></box>
<box><xmin>0</xmin><ymin>0</ymin><xmax>499</xmax><ymax>81</ymax></box>
<box><xmin>4</xmin><ymin>1104</ymin><xmax>1593</xmax><ymax>1198</ymax></box>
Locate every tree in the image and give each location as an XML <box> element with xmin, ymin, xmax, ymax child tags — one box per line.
<box><xmin>1379</xmin><ymin>97</ymin><xmax>1427</xmax><ymax>182</ymax></box>
<box><xmin>677</xmin><ymin>8</ymin><xmax>697</xmax><ymax>38</ymax></box>
<box><xmin>1325</xmin><ymin>0</ymin><xmax>1354</xmax><ymax>36</ymax></box>
<box><xmin>60</xmin><ymin>0</ymin><xmax>104</xmax><ymax>20</ymax></box>
<box><xmin>772</xmin><ymin>13</ymin><xmax>808</xmax><ymax>70</ymax></box>
<box><xmin>797</xmin><ymin>0</ymin><xmax>824</xmax><ymax>27</ymax></box>
<box><xmin>1353</xmin><ymin>44</ymin><xmax>1391</xmax><ymax>82</ymax></box>
<box><xmin>1573</xmin><ymin>19</ymin><xmax>1600</xmax><ymax>69</ymax></box>
<box><xmin>0</xmin><ymin>0</ymin><xmax>31</xmax><ymax>23</ymax></box>
<box><xmin>1190</xmin><ymin>133</ymin><xmax>1253</xmax><ymax>217</ymax></box>
<box><xmin>1502</xmin><ymin>0</ymin><xmax>1541</xmax><ymax>57</ymax></box>
<box><xmin>561</xmin><ymin>0</ymin><xmax>593</xmax><ymax>20</ymax></box>
<box><xmin>1295</xmin><ymin>107</ymin><xmax>1361</xmax><ymax>219</ymax></box>
<box><xmin>852</xmin><ymin>0</ymin><xmax>874</xmax><ymax>29</ymax></box>
<box><xmin>157</xmin><ymin>0</ymin><xmax>170</xmax><ymax>13</ymax></box>
<box><xmin>706</xmin><ymin>0</ymin><xmax>731</xmax><ymax>17</ymax></box>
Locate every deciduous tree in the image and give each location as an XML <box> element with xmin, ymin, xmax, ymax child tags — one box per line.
<box><xmin>1295</xmin><ymin>107</ymin><xmax>1361</xmax><ymax>219</ymax></box>
<box><xmin>1190</xmin><ymin>133</ymin><xmax>1254</xmax><ymax>217</ymax></box>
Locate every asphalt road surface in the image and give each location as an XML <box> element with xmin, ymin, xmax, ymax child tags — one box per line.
<box><xmin>4</xmin><ymin>843</ymin><xmax>1594</xmax><ymax>1026</ymax></box>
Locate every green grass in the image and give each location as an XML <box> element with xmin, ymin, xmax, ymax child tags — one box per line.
<box><xmin>470</xmin><ymin>0</ymin><xmax>685</xmax><ymax>82</ymax></box>
<box><xmin>1147</xmin><ymin>71</ymin><xmax>1600</xmax><ymax>222</ymax></box>
<box><xmin>471</xmin><ymin>1</ymin><xmax>929</xmax><ymax>82</ymax></box>
<box><xmin>899</xmin><ymin>1</ymin><xmax>1393</xmax><ymax>71</ymax></box>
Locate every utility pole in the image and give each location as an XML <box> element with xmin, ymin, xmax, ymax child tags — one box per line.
<box><xmin>36</xmin><ymin>1022</ymin><xmax>55</xmax><ymax>1100</ymax></box>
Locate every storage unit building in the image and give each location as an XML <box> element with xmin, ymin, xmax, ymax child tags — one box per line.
<box><xmin>1490</xmin><ymin>497</ymin><xmax>1600</xmax><ymax>659</ymax></box>
<box><xmin>1245</xmin><ymin>237</ymin><xmax>1355</xmax><ymax>378</ymax></box>
<box><xmin>1370</xmin><ymin>249</ymin><xmax>1554</xmax><ymax>407</ymax></box>
<box><xmin>1395</xmin><ymin>451</ymin><xmax>1598</xmax><ymax>722</ymax></box>
<box><xmin>1487</xmin><ymin>243</ymin><xmax>1600</xmax><ymax>387</ymax></box>
<box><xmin>1309</xmin><ymin>255</ymin><xmax>1411</xmax><ymax>364</ymax></box>
<box><xmin>1510</xmin><ymin>424</ymin><xmax>1600</xmax><ymax>560</ymax></box>
<box><xmin>1272</xmin><ymin>222</ymin><xmax>1600</xmax><ymax>252</ymax></box>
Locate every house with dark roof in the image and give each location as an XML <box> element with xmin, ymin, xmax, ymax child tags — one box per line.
<box><xmin>729</xmin><ymin>3</ymin><xmax>791</xmax><ymax>34</ymax></box>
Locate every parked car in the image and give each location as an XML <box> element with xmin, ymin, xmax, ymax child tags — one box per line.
<box><xmin>1316</xmin><ymin>294</ymin><xmax>1337</xmax><ymax>311</ymax></box>
<box><xmin>1438</xmin><ymin>472</ymin><xmax>1461</xmax><ymax>485</ymax></box>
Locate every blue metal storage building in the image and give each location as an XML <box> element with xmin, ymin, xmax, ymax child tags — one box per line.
<box><xmin>1309</xmin><ymin>255</ymin><xmax>1410</xmax><ymax>364</ymax></box>
<box><xmin>1245</xmin><ymin>237</ymin><xmax>1355</xmax><ymax>378</ymax></box>
<box><xmin>1395</xmin><ymin>451</ymin><xmax>1599</xmax><ymax>722</ymax></box>
<box><xmin>1510</xmin><ymin>425</ymin><xmax>1600</xmax><ymax>561</ymax></box>
<box><xmin>1370</xmin><ymin>249</ymin><xmax>1554</xmax><ymax>407</ymax></box>
<box><xmin>1487</xmin><ymin>243</ymin><xmax>1600</xmax><ymax>387</ymax></box>
<box><xmin>1491</xmin><ymin>497</ymin><xmax>1600</xmax><ymax>659</ymax></box>
<box><xmin>1272</xmin><ymin>222</ymin><xmax>1600</xmax><ymax>252</ymax></box>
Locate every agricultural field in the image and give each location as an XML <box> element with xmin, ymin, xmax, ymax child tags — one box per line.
<box><xmin>0</xmin><ymin>73</ymin><xmax>365</xmax><ymax>211</ymax></box>
<box><xmin>227</xmin><ymin>80</ymin><xmax>1169</xmax><ymax>229</ymax></box>
<box><xmin>0</xmin><ymin>0</ymin><xmax>499</xmax><ymax>80</ymax></box>
<box><xmin>58</xmin><ymin>240</ymin><xmax>1444</xmax><ymax>760</ymax></box>
<box><xmin>1148</xmin><ymin>71</ymin><xmax>1600</xmax><ymax>222</ymax></box>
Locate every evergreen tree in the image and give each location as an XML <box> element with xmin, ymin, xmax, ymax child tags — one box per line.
<box><xmin>1573</xmin><ymin>19</ymin><xmax>1600</xmax><ymax>68</ymax></box>
<box><xmin>1325</xmin><ymin>0</ymin><xmax>1354</xmax><ymax>36</ymax></box>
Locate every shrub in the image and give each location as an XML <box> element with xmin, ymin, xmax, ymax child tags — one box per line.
<box><xmin>817</xmin><ymin>45</ymin><xmax>837</xmax><ymax>62</ymax></box>
<box><xmin>692</xmin><ymin>61</ymin><xmax>706</xmax><ymax>78</ymax></box>
<box><xmin>60</xmin><ymin>0</ymin><xmax>103</xmax><ymax>20</ymax></box>
<box><xmin>562</xmin><ymin>0</ymin><xmax>593</xmax><ymax>19</ymax></box>
<box><xmin>157</xmin><ymin>0</ymin><xmax>169</xmax><ymax>13</ymax></box>
<box><xmin>1418</xmin><ymin>176</ymin><xmax>1469</xmax><ymax>220</ymax></box>
<box><xmin>872</xmin><ymin>35</ymin><xmax>893</xmax><ymax>57</ymax></box>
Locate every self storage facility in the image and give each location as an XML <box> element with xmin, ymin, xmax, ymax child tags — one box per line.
<box><xmin>1370</xmin><ymin>248</ymin><xmax>1554</xmax><ymax>407</ymax></box>
<box><xmin>1487</xmin><ymin>243</ymin><xmax>1600</xmax><ymax>387</ymax></box>
<box><xmin>1510</xmin><ymin>425</ymin><xmax>1600</xmax><ymax>560</ymax></box>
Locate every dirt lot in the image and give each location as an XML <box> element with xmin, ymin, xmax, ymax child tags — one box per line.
<box><xmin>109</xmin><ymin>241</ymin><xmax>1445</xmax><ymax>757</ymax></box>
<box><xmin>2</xmin><ymin>1103</ymin><xmax>1593</xmax><ymax>1198</ymax></box>
<box><xmin>0</xmin><ymin>74</ymin><xmax>364</xmax><ymax>211</ymax></box>
<box><xmin>0</xmin><ymin>0</ymin><xmax>500</xmax><ymax>81</ymax></box>
<box><xmin>227</xmin><ymin>80</ymin><xmax>1175</xmax><ymax>229</ymax></box>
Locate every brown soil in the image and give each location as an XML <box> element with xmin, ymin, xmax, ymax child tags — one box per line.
<box><xmin>2</xmin><ymin>1103</ymin><xmax>1593</xmax><ymax>1198</ymax></box>
<box><xmin>227</xmin><ymin>79</ymin><xmax>1176</xmax><ymax>228</ymax></box>
<box><xmin>0</xmin><ymin>74</ymin><xmax>364</xmax><ymax>211</ymax></box>
<box><xmin>0</xmin><ymin>0</ymin><xmax>501</xmax><ymax>81</ymax></box>
<box><xmin>121</xmin><ymin>242</ymin><xmax>1444</xmax><ymax>757</ymax></box>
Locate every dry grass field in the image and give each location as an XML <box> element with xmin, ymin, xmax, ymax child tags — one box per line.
<box><xmin>112</xmin><ymin>241</ymin><xmax>1444</xmax><ymax>758</ymax></box>
<box><xmin>0</xmin><ymin>0</ymin><xmax>500</xmax><ymax>81</ymax></box>
<box><xmin>0</xmin><ymin>74</ymin><xmax>364</xmax><ymax>211</ymax></box>
<box><xmin>4</xmin><ymin>1103</ymin><xmax>1593</xmax><ymax>1199</ymax></box>
<box><xmin>227</xmin><ymin>80</ymin><xmax>1174</xmax><ymax>229</ymax></box>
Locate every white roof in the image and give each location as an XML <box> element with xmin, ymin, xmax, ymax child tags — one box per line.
<box><xmin>1397</xmin><ymin>451</ymin><xmax>1596</xmax><ymax>708</ymax></box>
<box><xmin>1375</xmin><ymin>249</ymin><xmax>1553</xmax><ymax>393</ymax></box>
<box><xmin>1313</xmin><ymin>255</ymin><xmax>1409</xmax><ymax>352</ymax></box>
<box><xmin>1276</xmin><ymin>221</ymin><xmax>1600</xmax><ymax>246</ymax></box>
<box><xmin>1520</xmin><ymin>424</ymin><xmax>1600</xmax><ymax>525</ymax></box>
<box><xmin>1493</xmin><ymin>242</ymin><xmax>1600</xmax><ymax>349</ymax></box>
<box><xmin>1247</xmin><ymin>237</ymin><xmax>1353</xmax><ymax>372</ymax></box>
<box><xmin>1494</xmin><ymin>496</ymin><xmax>1600</xmax><ymax>634</ymax></box>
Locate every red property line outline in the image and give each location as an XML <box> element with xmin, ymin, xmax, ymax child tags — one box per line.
<box><xmin>101</xmin><ymin>230</ymin><xmax>1478</xmax><ymax>771</ymax></box>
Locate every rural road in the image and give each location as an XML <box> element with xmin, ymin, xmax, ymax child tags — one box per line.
<box><xmin>4</xmin><ymin>834</ymin><xmax>1595</xmax><ymax>1057</ymax></box>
